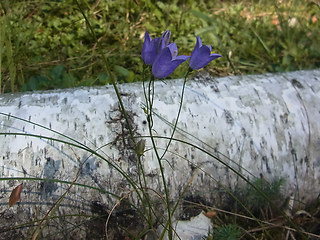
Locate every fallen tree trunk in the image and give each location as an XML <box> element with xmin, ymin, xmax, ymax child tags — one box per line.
<box><xmin>0</xmin><ymin>69</ymin><xmax>319</xmax><ymax>238</ymax></box>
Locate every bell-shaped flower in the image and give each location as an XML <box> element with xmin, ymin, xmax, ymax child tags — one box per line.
<box><xmin>141</xmin><ymin>30</ymin><xmax>171</xmax><ymax>65</ymax></box>
<box><xmin>152</xmin><ymin>42</ymin><xmax>189</xmax><ymax>79</ymax></box>
<box><xmin>189</xmin><ymin>36</ymin><xmax>222</xmax><ymax>70</ymax></box>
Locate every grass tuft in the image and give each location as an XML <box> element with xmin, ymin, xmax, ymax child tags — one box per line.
<box><xmin>0</xmin><ymin>0</ymin><xmax>319</xmax><ymax>93</ymax></box>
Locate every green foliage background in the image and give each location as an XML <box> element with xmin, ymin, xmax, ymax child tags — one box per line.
<box><xmin>0</xmin><ymin>0</ymin><xmax>319</xmax><ymax>92</ymax></box>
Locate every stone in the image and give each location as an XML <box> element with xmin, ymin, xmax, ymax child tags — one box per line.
<box><xmin>158</xmin><ymin>212</ymin><xmax>212</xmax><ymax>240</ymax></box>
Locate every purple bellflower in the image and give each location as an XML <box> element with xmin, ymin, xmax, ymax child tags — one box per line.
<box><xmin>189</xmin><ymin>36</ymin><xmax>222</xmax><ymax>70</ymax></box>
<box><xmin>152</xmin><ymin>42</ymin><xmax>190</xmax><ymax>79</ymax></box>
<box><xmin>141</xmin><ymin>30</ymin><xmax>171</xmax><ymax>65</ymax></box>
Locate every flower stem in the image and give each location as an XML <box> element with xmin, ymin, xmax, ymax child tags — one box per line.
<box><xmin>143</xmin><ymin>74</ymin><xmax>173</xmax><ymax>239</ymax></box>
<box><xmin>75</xmin><ymin>0</ymin><xmax>153</xmax><ymax>222</ymax></box>
<box><xmin>160</xmin><ymin>68</ymin><xmax>192</xmax><ymax>161</ymax></box>
<box><xmin>145</xmin><ymin>68</ymin><xmax>192</xmax><ymax>239</ymax></box>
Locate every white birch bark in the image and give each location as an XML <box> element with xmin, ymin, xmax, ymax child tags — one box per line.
<box><xmin>0</xmin><ymin>69</ymin><xmax>319</xmax><ymax>238</ymax></box>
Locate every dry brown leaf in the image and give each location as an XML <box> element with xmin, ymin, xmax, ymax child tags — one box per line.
<box><xmin>312</xmin><ymin>15</ymin><xmax>318</xmax><ymax>24</ymax></box>
<box><xmin>9</xmin><ymin>183</ymin><xmax>23</xmax><ymax>207</ymax></box>
<box><xmin>203</xmin><ymin>211</ymin><xmax>217</xmax><ymax>219</ymax></box>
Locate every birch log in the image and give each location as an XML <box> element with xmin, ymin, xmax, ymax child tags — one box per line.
<box><xmin>0</xmin><ymin>70</ymin><xmax>319</xmax><ymax>238</ymax></box>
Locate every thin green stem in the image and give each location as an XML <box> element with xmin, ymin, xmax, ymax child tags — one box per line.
<box><xmin>32</xmin><ymin>159</ymin><xmax>83</xmax><ymax>240</ymax></box>
<box><xmin>143</xmin><ymin>135</ymin><xmax>309</xmax><ymax>240</ymax></box>
<box><xmin>0</xmin><ymin>177</ymin><xmax>117</xmax><ymax>196</ymax></box>
<box><xmin>74</xmin><ymin>1</ymin><xmax>155</xmax><ymax>221</ymax></box>
<box><xmin>1</xmin><ymin>130</ymin><xmax>155</xmax><ymax>230</ymax></box>
<box><xmin>0</xmin><ymin>132</ymin><xmax>140</xmax><ymax>197</ymax></box>
<box><xmin>147</xmin><ymin>121</ymin><xmax>173</xmax><ymax>240</ymax></box>
<box><xmin>157</xmin><ymin>146</ymin><xmax>272</xmax><ymax>239</ymax></box>
<box><xmin>139</xmin><ymin>64</ymin><xmax>154</xmax><ymax>225</ymax></box>
<box><xmin>143</xmin><ymin>68</ymin><xmax>192</xmax><ymax>239</ymax></box>
<box><xmin>145</xmin><ymin>109</ymin><xmax>256</xmax><ymax>179</ymax></box>
<box><xmin>77</xmin><ymin>4</ymin><xmax>154</xmax><ymax>225</ymax></box>
<box><xmin>0</xmin><ymin>112</ymin><xmax>90</xmax><ymax>152</ymax></box>
<box><xmin>144</xmin><ymin>75</ymin><xmax>173</xmax><ymax>239</ymax></box>
<box><xmin>160</xmin><ymin>68</ymin><xmax>192</xmax><ymax>161</ymax></box>
<box><xmin>74</xmin><ymin>0</ymin><xmax>136</xmax><ymax>148</ymax></box>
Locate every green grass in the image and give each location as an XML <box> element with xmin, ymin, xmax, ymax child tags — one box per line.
<box><xmin>208</xmin><ymin>224</ymin><xmax>242</xmax><ymax>240</ymax></box>
<box><xmin>1</xmin><ymin>1</ymin><xmax>320</xmax><ymax>239</ymax></box>
<box><xmin>0</xmin><ymin>0</ymin><xmax>319</xmax><ymax>93</ymax></box>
